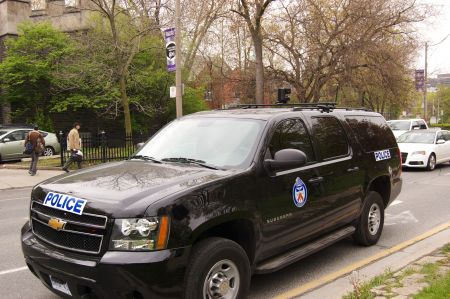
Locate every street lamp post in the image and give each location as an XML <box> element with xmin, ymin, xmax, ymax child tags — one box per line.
<box><xmin>175</xmin><ymin>0</ymin><xmax>183</xmax><ymax>118</ymax></box>
<box><xmin>424</xmin><ymin>42</ymin><xmax>428</xmax><ymax>121</ymax></box>
<box><xmin>423</xmin><ymin>34</ymin><xmax>450</xmax><ymax>123</ymax></box>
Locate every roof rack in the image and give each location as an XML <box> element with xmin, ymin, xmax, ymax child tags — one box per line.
<box><xmin>227</xmin><ymin>102</ymin><xmax>371</xmax><ymax>113</ymax></box>
<box><xmin>233</xmin><ymin>102</ymin><xmax>336</xmax><ymax>109</ymax></box>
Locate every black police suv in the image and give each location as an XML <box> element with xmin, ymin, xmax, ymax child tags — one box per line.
<box><xmin>21</xmin><ymin>104</ymin><xmax>402</xmax><ymax>299</ymax></box>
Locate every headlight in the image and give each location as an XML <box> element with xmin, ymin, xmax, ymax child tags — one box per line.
<box><xmin>411</xmin><ymin>151</ymin><xmax>426</xmax><ymax>155</ymax></box>
<box><xmin>109</xmin><ymin>216</ymin><xmax>170</xmax><ymax>251</ymax></box>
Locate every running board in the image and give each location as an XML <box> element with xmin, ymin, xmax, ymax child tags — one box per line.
<box><xmin>255</xmin><ymin>226</ymin><xmax>356</xmax><ymax>274</ymax></box>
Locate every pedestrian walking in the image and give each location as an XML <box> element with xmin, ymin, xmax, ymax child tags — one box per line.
<box><xmin>63</xmin><ymin>122</ymin><xmax>82</xmax><ymax>172</ymax></box>
<box><xmin>24</xmin><ymin>125</ymin><xmax>45</xmax><ymax>176</ymax></box>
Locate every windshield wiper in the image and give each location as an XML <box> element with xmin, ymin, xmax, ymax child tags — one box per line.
<box><xmin>130</xmin><ymin>155</ymin><xmax>162</xmax><ymax>164</ymax></box>
<box><xmin>161</xmin><ymin>157</ymin><xmax>221</xmax><ymax>170</ymax></box>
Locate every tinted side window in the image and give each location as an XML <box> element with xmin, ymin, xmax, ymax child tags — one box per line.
<box><xmin>269</xmin><ymin>119</ymin><xmax>315</xmax><ymax>162</ymax></box>
<box><xmin>436</xmin><ymin>132</ymin><xmax>444</xmax><ymax>142</ymax></box>
<box><xmin>345</xmin><ymin>116</ymin><xmax>397</xmax><ymax>152</ymax></box>
<box><xmin>444</xmin><ymin>132</ymin><xmax>450</xmax><ymax>141</ymax></box>
<box><xmin>310</xmin><ymin>117</ymin><xmax>349</xmax><ymax>160</ymax></box>
<box><xmin>419</xmin><ymin>121</ymin><xmax>427</xmax><ymax>129</ymax></box>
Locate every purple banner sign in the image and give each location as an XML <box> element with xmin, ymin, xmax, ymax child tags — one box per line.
<box><xmin>164</xmin><ymin>28</ymin><xmax>176</xmax><ymax>72</ymax></box>
<box><xmin>415</xmin><ymin>69</ymin><xmax>425</xmax><ymax>92</ymax></box>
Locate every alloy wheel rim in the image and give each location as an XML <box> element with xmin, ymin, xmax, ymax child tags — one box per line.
<box><xmin>203</xmin><ymin>259</ymin><xmax>240</xmax><ymax>299</ymax></box>
<box><xmin>43</xmin><ymin>148</ymin><xmax>53</xmax><ymax>156</ymax></box>
<box><xmin>429</xmin><ymin>155</ymin><xmax>436</xmax><ymax>169</ymax></box>
<box><xmin>368</xmin><ymin>203</ymin><xmax>381</xmax><ymax>235</ymax></box>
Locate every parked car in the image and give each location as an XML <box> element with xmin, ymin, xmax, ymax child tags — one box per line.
<box><xmin>397</xmin><ymin>129</ymin><xmax>450</xmax><ymax>171</ymax></box>
<box><xmin>386</xmin><ymin>118</ymin><xmax>428</xmax><ymax>138</ymax></box>
<box><xmin>0</xmin><ymin>128</ymin><xmax>61</xmax><ymax>162</ymax></box>
<box><xmin>21</xmin><ymin>104</ymin><xmax>402</xmax><ymax>299</ymax></box>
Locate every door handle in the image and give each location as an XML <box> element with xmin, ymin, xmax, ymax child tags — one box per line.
<box><xmin>308</xmin><ymin>177</ymin><xmax>324</xmax><ymax>184</ymax></box>
<box><xmin>347</xmin><ymin>166</ymin><xmax>359</xmax><ymax>173</ymax></box>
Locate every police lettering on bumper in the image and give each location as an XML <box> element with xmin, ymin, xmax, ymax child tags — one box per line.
<box><xmin>43</xmin><ymin>192</ymin><xmax>87</xmax><ymax>215</ymax></box>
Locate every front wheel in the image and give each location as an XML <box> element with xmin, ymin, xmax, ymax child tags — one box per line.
<box><xmin>426</xmin><ymin>153</ymin><xmax>436</xmax><ymax>171</ymax></box>
<box><xmin>353</xmin><ymin>191</ymin><xmax>385</xmax><ymax>246</ymax></box>
<box><xmin>184</xmin><ymin>238</ymin><xmax>250</xmax><ymax>299</ymax></box>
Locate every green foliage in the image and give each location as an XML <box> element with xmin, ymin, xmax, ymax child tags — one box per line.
<box><xmin>167</xmin><ymin>86</ymin><xmax>207</xmax><ymax>119</ymax></box>
<box><xmin>29</xmin><ymin>109</ymin><xmax>54</xmax><ymax>132</ymax></box>
<box><xmin>0</xmin><ymin>20</ymin><xmax>208</xmax><ymax>134</ymax></box>
<box><xmin>0</xmin><ymin>22</ymin><xmax>73</xmax><ymax>120</ymax></box>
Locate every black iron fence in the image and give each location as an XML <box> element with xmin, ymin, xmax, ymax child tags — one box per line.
<box><xmin>59</xmin><ymin>131</ymin><xmax>150</xmax><ymax>166</ymax></box>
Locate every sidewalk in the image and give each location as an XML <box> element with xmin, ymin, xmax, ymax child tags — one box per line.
<box><xmin>298</xmin><ymin>225</ymin><xmax>450</xmax><ymax>299</ymax></box>
<box><xmin>0</xmin><ymin>169</ymin><xmax>63</xmax><ymax>190</ymax></box>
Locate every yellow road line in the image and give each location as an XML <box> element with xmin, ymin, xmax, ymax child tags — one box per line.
<box><xmin>274</xmin><ymin>220</ymin><xmax>450</xmax><ymax>299</ymax></box>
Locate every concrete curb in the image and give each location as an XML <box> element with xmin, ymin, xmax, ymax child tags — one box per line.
<box><xmin>1</xmin><ymin>164</ymin><xmax>63</xmax><ymax>171</ymax></box>
<box><xmin>298</xmin><ymin>226</ymin><xmax>450</xmax><ymax>299</ymax></box>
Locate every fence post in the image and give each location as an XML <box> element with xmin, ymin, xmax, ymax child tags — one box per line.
<box><xmin>101</xmin><ymin>131</ymin><xmax>107</xmax><ymax>163</ymax></box>
<box><xmin>59</xmin><ymin>131</ymin><xmax>64</xmax><ymax>167</ymax></box>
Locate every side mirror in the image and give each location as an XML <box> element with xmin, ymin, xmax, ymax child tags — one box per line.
<box><xmin>436</xmin><ymin>139</ymin><xmax>445</xmax><ymax>145</ymax></box>
<box><xmin>136</xmin><ymin>142</ymin><xmax>145</xmax><ymax>150</ymax></box>
<box><xmin>2</xmin><ymin>138</ymin><xmax>10</xmax><ymax>143</ymax></box>
<box><xmin>264</xmin><ymin>149</ymin><xmax>307</xmax><ymax>173</ymax></box>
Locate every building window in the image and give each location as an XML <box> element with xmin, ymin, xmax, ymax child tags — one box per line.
<box><xmin>31</xmin><ymin>0</ymin><xmax>46</xmax><ymax>10</ymax></box>
<box><xmin>65</xmin><ymin>0</ymin><xmax>80</xmax><ymax>8</ymax></box>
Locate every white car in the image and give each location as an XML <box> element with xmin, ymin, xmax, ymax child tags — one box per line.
<box><xmin>397</xmin><ymin>129</ymin><xmax>450</xmax><ymax>171</ymax></box>
<box><xmin>387</xmin><ymin>119</ymin><xmax>428</xmax><ymax>138</ymax></box>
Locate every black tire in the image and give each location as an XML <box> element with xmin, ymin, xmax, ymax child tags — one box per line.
<box><xmin>353</xmin><ymin>191</ymin><xmax>384</xmax><ymax>246</ymax></box>
<box><xmin>184</xmin><ymin>237</ymin><xmax>251</xmax><ymax>299</ymax></box>
<box><xmin>426</xmin><ymin>153</ymin><xmax>436</xmax><ymax>171</ymax></box>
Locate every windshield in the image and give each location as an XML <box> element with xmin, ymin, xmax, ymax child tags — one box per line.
<box><xmin>397</xmin><ymin>132</ymin><xmax>435</xmax><ymax>144</ymax></box>
<box><xmin>135</xmin><ymin>117</ymin><xmax>265</xmax><ymax>169</ymax></box>
<box><xmin>387</xmin><ymin>121</ymin><xmax>410</xmax><ymax>131</ymax></box>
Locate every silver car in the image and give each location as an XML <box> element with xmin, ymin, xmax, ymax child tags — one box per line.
<box><xmin>0</xmin><ymin>128</ymin><xmax>61</xmax><ymax>162</ymax></box>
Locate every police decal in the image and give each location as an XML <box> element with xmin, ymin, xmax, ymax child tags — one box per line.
<box><xmin>292</xmin><ymin>177</ymin><xmax>308</xmax><ymax>208</ymax></box>
<box><xmin>43</xmin><ymin>192</ymin><xmax>87</xmax><ymax>215</ymax></box>
<box><xmin>374</xmin><ymin>149</ymin><xmax>391</xmax><ymax>162</ymax></box>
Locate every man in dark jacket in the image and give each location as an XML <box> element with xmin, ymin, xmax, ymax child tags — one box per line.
<box><xmin>24</xmin><ymin>125</ymin><xmax>45</xmax><ymax>176</ymax></box>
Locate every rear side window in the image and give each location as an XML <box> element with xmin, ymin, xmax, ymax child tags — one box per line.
<box><xmin>345</xmin><ymin>116</ymin><xmax>397</xmax><ymax>152</ymax></box>
<box><xmin>443</xmin><ymin>131</ymin><xmax>450</xmax><ymax>141</ymax></box>
<box><xmin>269</xmin><ymin>119</ymin><xmax>315</xmax><ymax>162</ymax></box>
<box><xmin>310</xmin><ymin>117</ymin><xmax>349</xmax><ymax>160</ymax></box>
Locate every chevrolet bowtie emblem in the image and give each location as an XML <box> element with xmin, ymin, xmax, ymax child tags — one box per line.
<box><xmin>48</xmin><ymin>218</ymin><xmax>67</xmax><ymax>231</ymax></box>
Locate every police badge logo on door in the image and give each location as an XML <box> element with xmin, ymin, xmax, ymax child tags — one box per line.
<box><xmin>292</xmin><ymin>177</ymin><xmax>308</xmax><ymax>208</ymax></box>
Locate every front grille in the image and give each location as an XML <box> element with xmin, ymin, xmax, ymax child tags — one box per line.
<box><xmin>32</xmin><ymin>201</ymin><xmax>107</xmax><ymax>227</ymax></box>
<box><xmin>401</xmin><ymin>152</ymin><xmax>408</xmax><ymax>163</ymax></box>
<box><xmin>31</xmin><ymin>201</ymin><xmax>107</xmax><ymax>254</ymax></box>
<box><xmin>32</xmin><ymin>219</ymin><xmax>102</xmax><ymax>253</ymax></box>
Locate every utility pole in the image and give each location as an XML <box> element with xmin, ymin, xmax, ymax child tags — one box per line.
<box><xmin>424</xmin><ymin>42</ymin><xmax>428</xmax><ymax>122</ymax></box>
<box><xmin>175</xmin><ymin>0</ymin><xmax>183</xmax><ymax>118</ymax></box>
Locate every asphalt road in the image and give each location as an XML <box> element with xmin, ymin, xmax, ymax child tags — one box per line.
<box><xmin>0</xmin><ymin>164</ymin><xmax>449</xmax><ymax>299</ymax></box>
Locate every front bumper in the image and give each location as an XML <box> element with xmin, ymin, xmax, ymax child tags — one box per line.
<box><xmin>21</xmin><ymin>222</ymin><xmax>191</xmax><ymax>299</ymax></box>
<box><xmin>401</xmin><ymin>152</ymin><xmax>428</xmax><ymax>168</ymax></box>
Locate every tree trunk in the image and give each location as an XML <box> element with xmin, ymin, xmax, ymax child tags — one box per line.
<box><xmin>119</xmin><ymin>75</ymin><xmax>132</xmax><ymax>137</ymax></box>
<box><xmin>1</xmin><ymin>102</ymin><xmax>12</xmax><ymax>125</ymax></box>
<box><xmin>253</xmin><ymin>34</ymin><xmax>264</xmax><ymax>104</ymax></box>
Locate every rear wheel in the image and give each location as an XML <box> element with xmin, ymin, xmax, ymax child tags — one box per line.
<box><xmin>426</xmin><ymin>153</ymin><xmax>436</xmax><ymax>171</ymax></box>
<box><xmin>184</xmin><ymin>237</ymin><xmax>250</xmax><ymax>299</ymax></box>
<box><xmin>43</xmin><ymin>146</ymin><xmax>55</xmax><ymax>157</ymax></box>
<box><xmin>353</xmin><ymin>191</ymin><xmax>384</xmax><ymax>246</ymax></box>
